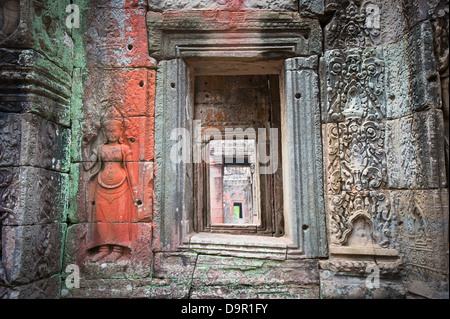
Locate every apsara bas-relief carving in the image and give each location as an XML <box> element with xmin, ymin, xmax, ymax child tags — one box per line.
<box><xmin>324</xmin><ymin>48</ymin><xmax>385</xmax><ymax>122</ymax></box>
<box><xmin>325</xmin><ymin>0</ymin><xmax>381</xmax><ymax>49</ymax></box>
<box><xmin>82</xmin><ymin>107</ymin><xmax>139</xmax><ymax>263</ymax></box>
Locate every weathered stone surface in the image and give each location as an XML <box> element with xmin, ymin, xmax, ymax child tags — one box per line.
<box><xmin>192</xmin><ymin>255</ymin><xmax>319</xmax><ymax>287</ymax></box>
<box><xmin>0</xmin><ymin>113</ymin><xmax>70</xmax><ymax>172</ymax></box>
<box><xmin>391</xmin><ymin>188</ymin><xmax>449</xmax><ymax>298</ymax></box>
<box><xmin>63</xmin><ymin>222</ymin><xmax>153</xmax><ymax>279</ymax></box>
<box><xmin>384</xmin><ymin>21</ymin><xmax>440</xmax><ymax>119</ymax></box>
<box><xmin>153</xmin><ymin>59</ymin><xmax>192</xmax><ymax>251</ymax></box>
<box><xmin>282</xmin><ymin>57</ymin><xmax>327</xmax><ymax>257</ymax></box>
<box><xmin>325</xmin><ymin>190</ymin><xmax>398</xmax><ymax>250</ymax></box>
<box><xmin>153</xmin><ymin>252</ymin><xmax>197</xmax><ymax>280</ymax></box>
<box><xmin>60</xmin><ymin>278</ymin><xmax>154</xmax><ymax>299</ymax></box>
<box><xmin>319</xmin><ymin>266</ymin><xmax>405</xmax><ymax>299</ymax></box>
<box><xmin>189</xmin><ymin>255</ymin><xmax>320</xmax><ymax>298</ymax></box>
<box><xmin>0</xmin><ymin>0</ymin><xmax>74</xmax><ymax>73</ymax></box>
<box><xmin>81</xmin><ymin>68</ymin><xmax>155</xmax><ymax>119</ymax></box>
<box><xmin>385</xmin><ymin>109</ymin><xmax>446</xmax><ymax>189</ymax></box>
<box><xmin>1</xmin><ymin>223</ymin><xmax>65</xmax><ymax>285</ymax></box>
<box><xmin>1</xmin><ymin>166</ymin><xmax>67</xmax><ymax>226</ymax></box>
<box><xmin>2</xmin><ymin>276</ymin><xmax>60</xmax><ymax>299</ymax></box>
<box><xmin>148</xmin><ymin>0</ymin><xmax>299</xmax><ymax>12</ymax></box>
<box><xmin>0</xmin><ymin>48</ymin><xmax>72</xmax><ymax>126</ymax></box>
<box><xmin>190</xmin><ymin>284</ymin><xmax>320</xmax><ymax>299</ymax></box>
<box><xmin>151</xmin><ymin>252</ymin><xmax>198</xmax><ymax>298</ymax></box>
<box><xmin>84</xmin><ymin>7</ymin><xmax>153</xmax><ymax>68</ymax></box>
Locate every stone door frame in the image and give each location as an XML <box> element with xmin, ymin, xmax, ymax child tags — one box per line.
<box><xmin>150</xmin><ymin>10</ymin><xmax>327</xmax><ymax>259</ymax></box>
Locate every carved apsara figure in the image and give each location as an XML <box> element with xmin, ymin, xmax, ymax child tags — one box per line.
<box><xmin>83</xmin><ymin>115</ymin><xmax>138</xmax><ymax>263</ymax></box>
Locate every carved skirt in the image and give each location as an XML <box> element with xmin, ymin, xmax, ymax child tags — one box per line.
<box><xmin>88</xmin><ymin>178</ymin><xmax>134</xmax><ymax>249</ymax></box>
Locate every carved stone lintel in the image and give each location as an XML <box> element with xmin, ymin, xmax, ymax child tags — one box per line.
<box><xmin>146</xmin><ymin>10</ymin><xmax>322</xmax><ymax>60</ymax></box>
<box><xmin>147</xmin><ymin>0</ymin><xmax>300</xmax><ymax>12</ymax></box>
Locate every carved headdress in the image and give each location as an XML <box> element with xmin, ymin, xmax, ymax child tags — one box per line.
<box><xmin>101</xmin><ymin>106</ymin><xmax>125</xmax><ymax>130</ymax></box>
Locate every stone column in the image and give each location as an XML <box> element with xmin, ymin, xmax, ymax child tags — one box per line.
<box><xmin>0</xmin><ymin>0</ymin><xmax>73</xmax><ymax>298</ymax></box>
<box><xmin>282</xmin><ymin>56</ymin><xmax>327</xmax><ymax>258</ymax></box>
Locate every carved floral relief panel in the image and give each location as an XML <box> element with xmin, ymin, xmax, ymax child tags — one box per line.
<box><xmin>0</xmin><ymin>112</ymin><xmax>70</xmax><ymax>172</ymax></box>
<box><xmin>324</xmin><ymin>119</ymin><xmax>387</xmax><ymax>195</ymax></box>
<box><xmin>322</xmin><ymin>47</ymin><xmax>386</xmax><ymax>123</ymax></box>
<box><xmin>326</xmin><ymin>190</ymin><xmax>396</xmax><ymax>249</ymax></box>
<box><xmin>324</xmin><ymin>0</ymin><xmax>383</xmax><ymax>49</ymax></box>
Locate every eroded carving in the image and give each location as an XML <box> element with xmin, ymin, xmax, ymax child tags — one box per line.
<box><xmin>325</xmin><ymin>119</ymin><xmax>387</xmax><ymax>194</ymax></box>
<box><xmin>325</xmin><ymin>48</ymin><xmax>385</xmax><ymax>122</ymax></box>
<box><xmin>0</xmin><ymin>168</ymin><xmax>16</xmax><ymax>273</ymax></box>
<box><xmin>0</xmin><ymin>0</ymin><xmax>20</xmax><ymax>40</ymax></box>
<box><xmin>82</xmin><ymin>107</ymin><xmax>139</xmax><ymax>263</ymax></box>
<box><xmin>328</xmin><ymin>191</ymin><xmax>395</xmax><ymax>249</ymax></box>
<box><xmin>324</xmin><ymin>0</ymin><xmax>381</xmax><ymax>49</ymax></box>
<box><xmin>392</xmin><ymin>190</ymin><xmax>448</xmax><ymax>287</ymax></box>
<box><xmin>433</xmin><ymin>9</ymin><xmax>449</xmax><ymax>184</ymax></box>
<box><xmin>0</xmin><ymin>113</ymin><xmax>21</xmax><ymax>166</ymax></box>
<box><xmin>320</xmin><ymin>259</ymin><xmax>402</xmax><ymax>275</ymax></box>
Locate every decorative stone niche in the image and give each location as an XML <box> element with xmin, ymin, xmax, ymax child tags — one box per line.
<box><xmin>150</xmin><ymin>10</ymin><xmax>327</xmax><ymax>259</ymax></box>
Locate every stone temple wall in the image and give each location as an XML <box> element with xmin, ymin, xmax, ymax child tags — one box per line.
<box><xmin>0</xmin><ymin>0</ymin><xmax>448</xmax><ymax>299</ymax></box>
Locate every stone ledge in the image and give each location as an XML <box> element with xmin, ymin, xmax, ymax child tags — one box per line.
<box><xmin>188</xmin><ymin>232</ymin><xmax>294</xmax><ymax>260</ymax></box>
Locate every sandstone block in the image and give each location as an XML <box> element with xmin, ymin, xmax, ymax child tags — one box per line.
<box><xmin>0</xmin><ymin>112</ymin><xmax>70</xmax><ymax>172</ymax></box>
<box><xmin>0</xmin><ymin>49</ymin><xmax>72</xmax><ymax>127</ymax></box>
<box><xmin>385</xmin><ymin>109</ymin><xmax>446</xmax><ymax>189</ymax></box>
<box><xmin>1</xmin><ymin>223</ymin><xmax>65</xmax><ymax>285</ymax></box>
<box><xmin>0</xmin><ymin>166</ymin><xmax>68</xmax><ymax>226</ymax></box>
<box><xmin>0</xmin><ymin>0</ymin><xmax>74</xmax><ymax>73</ymax></box>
